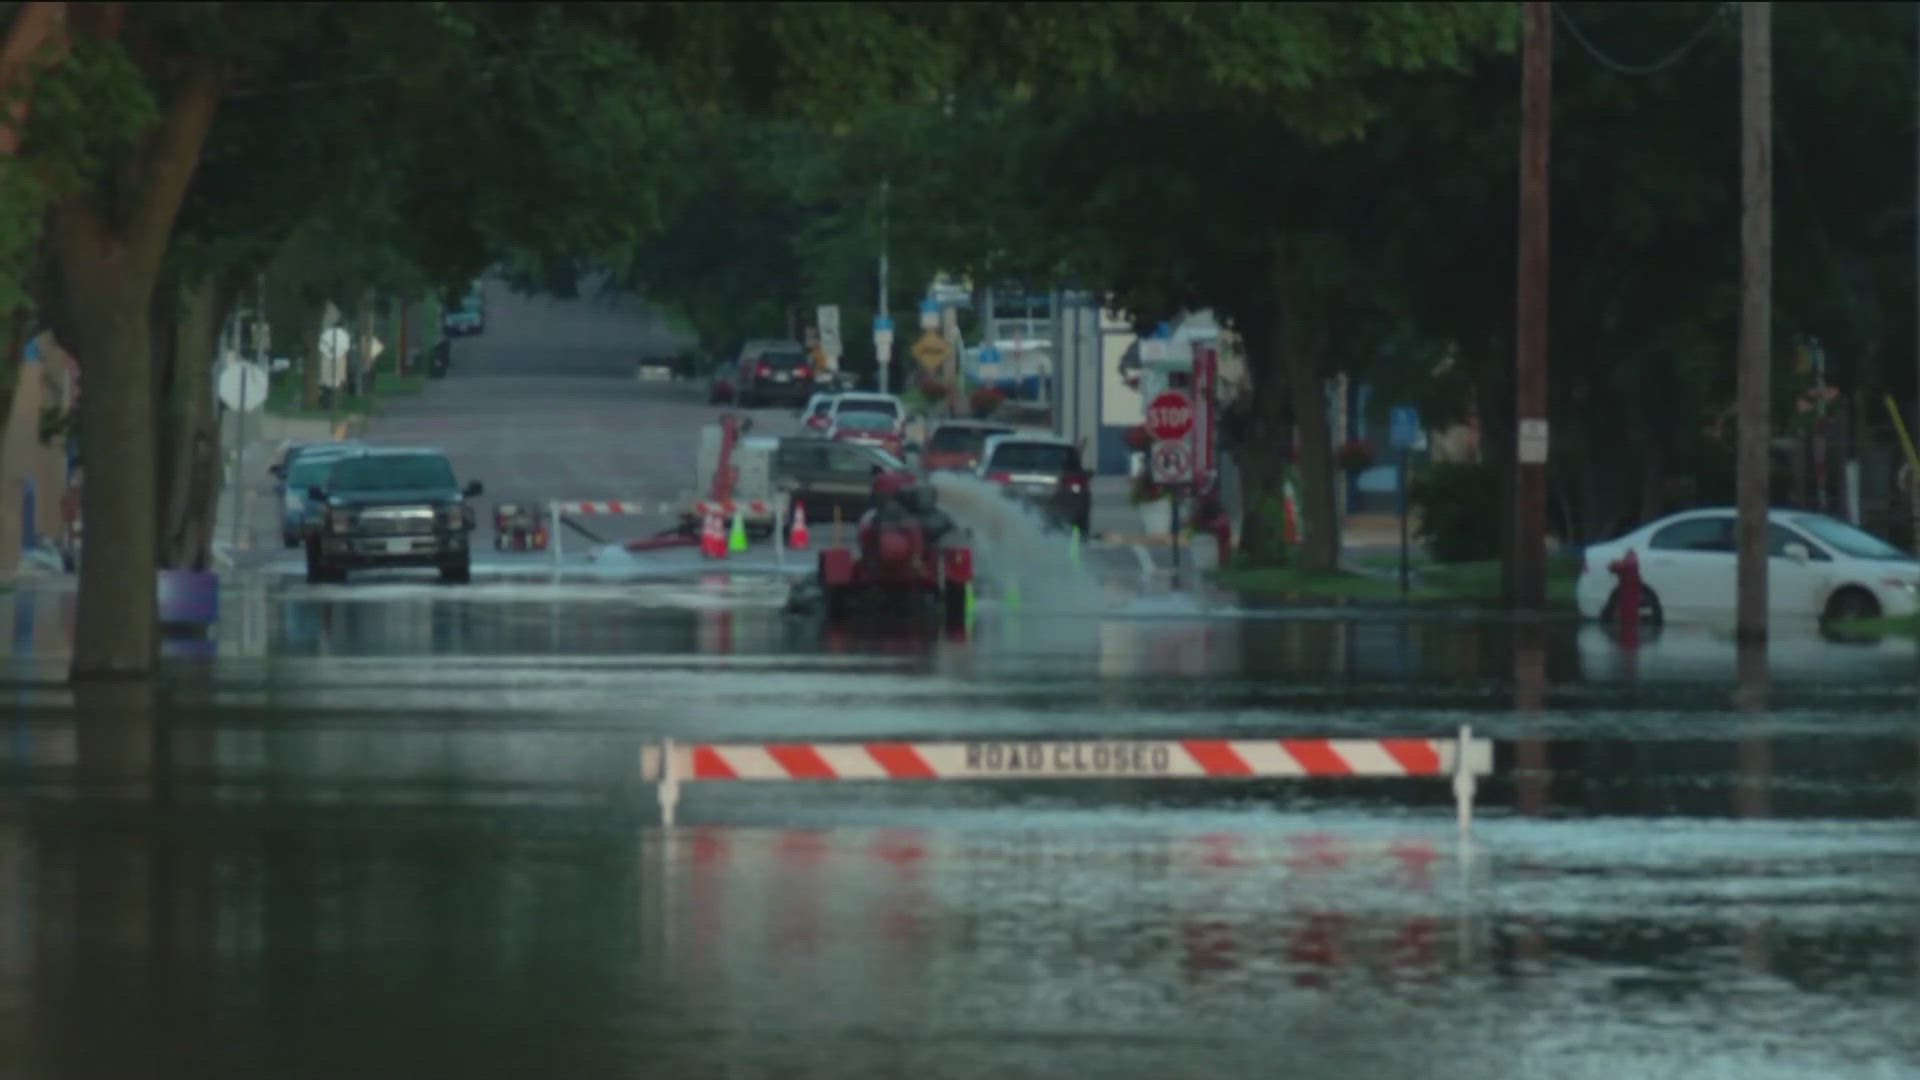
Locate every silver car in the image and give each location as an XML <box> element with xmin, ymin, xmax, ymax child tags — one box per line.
<box><xmin>272</xmin><ymin>441</ymin><xmax>364</xmax><ymax>547</ymax></box>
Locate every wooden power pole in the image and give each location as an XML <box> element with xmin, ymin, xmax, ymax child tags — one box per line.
<box><xmin>1513</xmin><ymin>0</ymin><xmax>1552</xmax><ymax>611</ymax></box>
<box><xmin>1735</xmin><ymin>1</ymin><xmax>1772</xmax><ymax>645</ymax></box>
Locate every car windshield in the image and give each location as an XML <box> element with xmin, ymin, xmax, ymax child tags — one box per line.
<box><xmin>763</xmin><ymin>351</ymin><xmax>808</xmax><ymax>368</ymax></box>
<box><xmin>840</xmin><ymin>398</ymin><xmax>900</xmax><ymax>418</ymax></box>
<box><xmin>328</xmin><ymin>454</ymin><xmax>457</xmax><ymax>492</ymax></box>
<box><xmin>987</xmin><ymin>443</ymin><xmax>1075</xmax><ymax>473</ymax></box>
<box><xmin>835</xmin><ymin>411</ymin><xmax>894</xmax><ymax>431</ymax></box>
<box><xmin>289</xmin><ymin>456</ymin><xmax>348</xmax><ymax>487</ymax></box>
<box><xmin>929</xmin><ymin>426</ymin><xmax>1010</xmax><ymax>454</ymax></box>
<box><xmin>1791</xmin><ymin>515</ymin><xmax>1913</xmax><ymax>561</ymax></box>
<box><xmin>809</xmin><ymin>399</ymin><xmax>835</xmax><ymax>415</ymax></box>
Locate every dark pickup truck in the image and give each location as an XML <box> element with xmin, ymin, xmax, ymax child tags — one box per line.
<box><xmin>305</xmin><ymin>448</ymin><xmax>482</xmax><ymax>584</ymax></box>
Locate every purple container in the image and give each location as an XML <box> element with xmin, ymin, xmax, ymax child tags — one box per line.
<box><xmin>161</xmin><ymin>634</ymin><xmax>217</xmax><ymax>658</ymax></box>
<box><xmin>157</xmin><ymin>570</ymin><xmax>219</xmax><ymax>629</ymax></box>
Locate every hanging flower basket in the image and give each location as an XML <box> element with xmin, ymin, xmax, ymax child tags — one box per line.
<box><xmin>970</xmin><ymin>385</ymin><xmax>1007</xmax><ymax>418</ymax></box>
<box><xmin>1129</xmin><ymin>472</ymin><xmax>1168</xmax><ymax>506</ymax></box>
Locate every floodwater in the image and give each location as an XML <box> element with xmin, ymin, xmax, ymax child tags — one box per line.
<box><xmin>0</xmin><ymin>578</ymin><xmax>1916</xmax><ymax>1078</ymax></box>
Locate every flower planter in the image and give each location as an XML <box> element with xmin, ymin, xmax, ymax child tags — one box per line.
<box><xmin>1137</xmin><ymin>498</ymin><xmax>1173</xmax><ymax>537</ymax></box>
<box><xmin>157</xmin><ymin>569</ymin><xmax>218</xmax><ymax>633</ymax></box>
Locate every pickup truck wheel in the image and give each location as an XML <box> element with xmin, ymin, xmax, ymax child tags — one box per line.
<box><xmin>439</xmin><ymin>556</ymin><xmax>472</xmax><ymax>585</ymax></box>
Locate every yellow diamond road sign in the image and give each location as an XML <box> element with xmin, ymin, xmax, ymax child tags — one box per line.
<box><xmin>912</xmin><ymin>331</ymin><xmax>951</xmax><ymax>372</ymax></box>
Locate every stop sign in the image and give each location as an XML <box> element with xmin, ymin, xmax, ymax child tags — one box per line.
<box><xmin>1145</xmin><ymin>390</ymin><xmax>1194</xmax><ymax>441</ymax></box>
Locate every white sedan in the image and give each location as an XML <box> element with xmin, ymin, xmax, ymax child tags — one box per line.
<box><xmin>1575</xmin><ymin>508</ymin><xmax>1920</xmax><ymax>625</ymax></box>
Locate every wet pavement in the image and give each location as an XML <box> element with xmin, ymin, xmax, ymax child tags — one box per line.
<box><xmin>0</xmin><ymin>577</ymin><xmax>1916</xmax><ymax>1079</ymax></box>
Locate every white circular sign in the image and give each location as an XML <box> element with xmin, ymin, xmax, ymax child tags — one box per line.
<box><xmin>1150</xmin><ymin>439</ymin><xmax>1192</xmax><ymax>484</ymax></box>
<box><xmin>318</xmin><ymin>326</ymin><xmax>351</xmax><ymax>361</ymax></box>
<box><xmin>217</xmin><ymin>360</ymin><xmax>269</xmax><ymax>412</ymax></box>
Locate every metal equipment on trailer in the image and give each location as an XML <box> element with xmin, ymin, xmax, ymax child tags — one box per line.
<box><xmin>814</xmin><ymin>472</ymin><xmax>973</xmax><ymax>629</ymax></box>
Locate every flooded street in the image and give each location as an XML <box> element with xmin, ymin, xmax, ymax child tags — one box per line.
<box><xmin>0</xmin><ymin>581</ymin><xmax>1915</xmax><ymax>1078</ymax></box>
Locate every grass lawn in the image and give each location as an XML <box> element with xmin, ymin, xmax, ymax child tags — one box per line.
<box><xmin>264</xmin><ymin>355</ymin><xmax>425</xmax><ymax>421</ymax></box>
<box><xmin>1218</xmin><ymin>552</ymin><xmax>1581</xmax><ymax>604</ymax></box>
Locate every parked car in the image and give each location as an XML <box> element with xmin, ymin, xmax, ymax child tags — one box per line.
<box><xmin>976</xmin><ymin>433</ymin><xmax>1092</xmax><ymax>534</ymax></box>
<box><xmin>304</xmin><ymin>448</ymin><xmax>482</xmax><ymax>585</ymax></box>
<box><xmin>822</xmin><ymin>392</ymin><xmax>905</xmax><ymax>430</ymax></box>
<box><xmin>801</xmin><ymin>392</ymin><xmax>839</xmax><ymax>431</ymax></box>
<box><xmin>1575</xmin><ymin>507</ymin><xmax>1920</xmax><ymax>626</ymax></box>
<box><xmin>734</xmin><ymin>339</ymin><xmax>816</xmax><ymax>407</ymax></box>
<box><xmin>772</xmin><ymin>436</ymin><xmax>914</xmax><ymax>527</ymax></box>
<box><xmin>270</xmin><ymin>441</ymin><xmax>365</xmax><ymax>547</ymax></box>
<box><xmin>827</xmin><ymin>408</ymin><xmax>906</xmax><ymax>458</ymax></box>
<box><xmin>708</xmin><ymin>361</ymin><xmax>738</xmax><ymax>405</ymax></box>
<box><xmin>922</xmin><ymin>419</ymin><xmax>1017</xmax><ymax>473</ymax></box>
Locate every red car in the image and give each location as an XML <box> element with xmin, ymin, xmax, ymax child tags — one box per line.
<box><xmin>921</xmin><ymin>420</ymin><xmax>1016</xmax><ymax>472</ymax></box>
<box><xmin>828</xmin><ymin>409</ymin><xmax>905</xmax><ymax>457</ymax></box>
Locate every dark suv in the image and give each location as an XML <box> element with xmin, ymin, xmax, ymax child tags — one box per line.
<box><xmin>306</xmin><ymin>448</ymin><xmax>483</xmax><ymax>584</ymax></box>
<box><xmin>735</xmin><ymin>340</ymin><xmax>816</xmax><ymax>407</ymax></box>
<box><xmin>978</xmin><ymin>434</ymin><xmax>1092</xmax><ymax>535</ymax></box>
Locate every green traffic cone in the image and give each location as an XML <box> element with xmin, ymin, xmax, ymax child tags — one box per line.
<box><xmin>1006</xmin><ymin>577</ymin><xmax>1022</xmax><ymax>609</ymax></box>
<box><xmin>728</xmin><ymin>511</ymin><xmax>747</xmax><ymax>553</ymax></box>
<box><xmin>1069</xmin><ymin>526</ymin><xmax>1082</xmax><ymax>569</ymax></box>
<box><xmin>964</xmin><ymin>581</ymin><xmax>976</xmax><ymax>624</ymax></box>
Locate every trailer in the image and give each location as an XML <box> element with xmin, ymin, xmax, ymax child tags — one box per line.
<box><xmin>688</xmin><ymin>422</ymin><xmax>780</xmax><ymax>536</ymax></box>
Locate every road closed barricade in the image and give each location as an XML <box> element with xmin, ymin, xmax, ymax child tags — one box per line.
<box><xmin>642</xmin><ymin>726</ymin><xmax>1493</xmax><ymax>831</ymax></box>
<box><xmin>545</xmin><ymin>498</ymin><xmax>684</xmax><ymax>567</ymax></box>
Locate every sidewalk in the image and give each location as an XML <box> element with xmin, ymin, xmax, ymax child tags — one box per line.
<box><xmin>212</xmin><ymin>411</ymin><xmax>361</xmax><ymax>563</ymax></box>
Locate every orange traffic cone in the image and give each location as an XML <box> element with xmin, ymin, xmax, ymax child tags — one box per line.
<box><xmin>702</xmin><ymin>508</ymin><xmax>726</xmax><ymax>559</ymax></box>
<box><xmin>788</xmin><ymin>498</ymin><xmax>810</xmax><ymax>550</ymax></box>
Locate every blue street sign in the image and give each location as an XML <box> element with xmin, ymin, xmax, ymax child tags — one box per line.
<box><xmin>1390</xmin><ymin>405</ymin><xmax>1421</xmax><ymax>451</ymax></box>
<box><xmin>1153</xmin><ymin>321</ymin><xmax>1172</xmax><ymax>339</ymax></box>
<box><xmin>919</xmin><ymin>299</ymin><xmax>939</xmax><ymax>316</ymax></box>
<box><xmin>874</xmin><ymin>316</ymin><xmax>893</xmax><ymax>331</ymax></box>
<box><xmin>978</xmin><ymin>345</ymin><xmax>1001</xmax><ymax>364</ymax></box>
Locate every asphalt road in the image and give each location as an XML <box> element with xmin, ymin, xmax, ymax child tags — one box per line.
<box><xmin>360</xmin><ymin>278</ymin><xmax>716</xmax><ymax>547</ymax></box>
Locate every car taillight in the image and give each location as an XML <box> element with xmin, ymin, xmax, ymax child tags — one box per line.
<box><xmin>987</xmin><ymin>471</ymin><xmax>1012</xmax><ymax>484</ymax></box>
<box><xmin>757</xmin><ymin>363</ymin><xmax>773</xmax><ymax>376</ymax></box>
<box><xmin>1061</xmin><ymin>474</ymin><xmax>1087</xmax><ymax>493</ymax></box>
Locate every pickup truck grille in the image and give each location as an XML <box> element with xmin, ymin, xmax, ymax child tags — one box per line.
<box><xmin>355</xmin><ymin>507</ymin><xmax>436</xmax><ymax>534</ymax></box>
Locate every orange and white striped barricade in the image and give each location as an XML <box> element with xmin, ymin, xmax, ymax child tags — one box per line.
<box><xmin>546</xmin><ymin>498</ymin><xmax>681</xmax><ymax>571</ymax></box>
<box><xmin>644</xmin><ymin>726</ymin><xmax>1492</xmax><ymax>830</ymax></box>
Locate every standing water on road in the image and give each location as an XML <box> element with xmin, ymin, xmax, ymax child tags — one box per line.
<box><xmin>930</xmin><ymin>472</ymin><xmax>1111</xmax><ymax>613</ymax></box>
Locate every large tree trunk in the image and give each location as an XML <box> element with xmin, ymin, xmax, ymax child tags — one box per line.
<box><xmin>1282</xmin><ymin>322</ymin><xmax>1338</xmax><ymax>574</ymax></box>
<box><xmin>55</xmin><ymin>63</ymin><xmax>222</xmax><ymax>680</ymax></box>
<box><xmin>159</xmin><ymin>274</ymin><xmax>224</xmax><ymax>569</ymax></box>
<box><xmin>1225</xmin><ymin>301</ymin><xmax>1294</xmax><ymax>567</ymax></box>
<box><xmin>58</xmin><ymin>231</ymin><xmax>159</xmax><ymax>677</ymax></box>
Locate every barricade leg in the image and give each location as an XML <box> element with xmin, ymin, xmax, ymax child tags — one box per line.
<box><xmin>658</xmin><ymin>736</ymin><xmax>680</xmax><ymax>828</ymax></box>
<box><xmin>550</xmin><ymin>502</ymin><xmax>563</xmax><ymax>576</ymax></box>
<box><xmin>1452</xmin><ymin>723</ymin><xmax>1476</xmax><ymax>838</ymax></box>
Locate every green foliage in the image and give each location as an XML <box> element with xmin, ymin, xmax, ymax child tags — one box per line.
<box><xmin>1408</xmin><ymin>460</ymin><xmax>1501</xmax><ymax>564</ymax></box>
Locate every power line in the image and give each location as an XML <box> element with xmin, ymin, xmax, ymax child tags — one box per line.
<box><xmin>1553</xmin><ymin>1</ymin><xmax>1732</xmax><ymax>77</ymax></box>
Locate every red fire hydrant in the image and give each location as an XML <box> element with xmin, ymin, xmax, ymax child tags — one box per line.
<box><xmin>1608</xmin><ymin>548</ymin><xmax>1642</xmax><ymax>647</ymax></box>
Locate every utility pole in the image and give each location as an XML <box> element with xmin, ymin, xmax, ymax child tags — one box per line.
<box><xmin>1513</xmin><ymin>0</ymin><xmax>1552</xmax><ymax>611</ymax></box>
<box><xmin>877</xmin><ymin>177</ymin><xmax>891</xmax><ymax>394</ymax></box>
<box><xmin>1912</xmin><ymin>0</ymin><xmax>1920</xmax><ymax>551</ymax></box>
<box><xmin>1735</xmin><ymin>1</ymin><xmax>1772</xmax><ymax>645</ymax></box>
